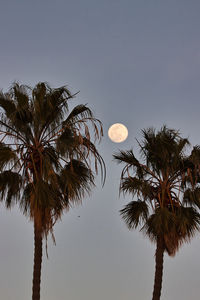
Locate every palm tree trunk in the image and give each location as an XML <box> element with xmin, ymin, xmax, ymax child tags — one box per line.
<box><xmin>152</xmin><ymin>236</ymin><xmax>164</xmax><ymax>300</ymax></box>
<box><xmin>32</xmin><ymin>220</ymin><xmax>43</xmax><ymax>300</ymax></box>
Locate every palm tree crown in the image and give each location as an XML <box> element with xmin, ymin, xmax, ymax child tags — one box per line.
<box><xmin>0</xmin><ymin>82</ymin><xmax>105</xmax><ymax>300</ymax></box>
<box><xmin>114</xmin><ymin>126</ymin><xmax>200</xmax><ymax>300</ymax></box>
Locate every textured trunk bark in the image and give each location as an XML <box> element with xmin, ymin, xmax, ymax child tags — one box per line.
<box><xmin>32</xmin><ymin>221</ymin><xmax>43</xmax><ymax>300</ymax></box>
<box><xmin>152</xmin><ymin>237</ymin><xmax>165</xmax><ymax>300</ymax></box>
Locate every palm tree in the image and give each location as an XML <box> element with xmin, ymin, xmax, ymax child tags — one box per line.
<box><xmin>114</xmin><ymin>126</ymin><xmax>200</xmax><ymax>300</ymax></box>
<box><xmin>0</xmin><ymin>82</ymin><xmax>105</xmax><ymax>300</ymax></box>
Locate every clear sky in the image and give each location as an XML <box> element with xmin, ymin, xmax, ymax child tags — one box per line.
<box><xmin>0</xmin><ymin>0</ymin><xmax>200</xmax><ymax>299</ymax></box>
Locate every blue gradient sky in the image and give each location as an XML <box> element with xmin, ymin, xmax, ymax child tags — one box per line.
<box><xmin>0</xmin><ymin>1</ymin><xmax>200</xmax><ymax>299</ymax></box>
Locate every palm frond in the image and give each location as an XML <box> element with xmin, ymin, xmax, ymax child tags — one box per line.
<box><xmin>0</xmin><ymin>171</ymin><xmax>22</xmax><ymax>207</ymax></box>
<box><xmin>63</xmin><ymin>104</ymin><xmax>93</xmax><ymax>124</ymax></box>
<box><xmin>58</xmin><ymin>159</ymin><xmax>94</xmax><ymax>205</ymax></box>
<box><xmin>0</xmin><ymin>143</ymin><xmax>18</xmax><ymax>170</ymax></box>
<box><xmin>142</xmin><ymin>208</ymin><xmax>176</xmax><ymax>241</ymax></box>
<box><xmin>120</xmin><ymin>201</ymin><xmax>149</xmax><ymax>229</ymax></box>
<box><xmin>183</xmin><ymin>188</ymin><xmax>200</xmax><ymax>208</ymax></box>
<box><xmin>120</xmin><ymin>177</ymin><xmax>153</xmax><ymax>200</ymax></box>
<box><xmin>0</xmin><ymin>92</ymin><xmax>16</xmax><ymax>118</ymax></box>
<box><xmin>176</xmin><ymin>207</ymin><xmax>200</xmax><ymax>241</ymax></box>
<box><xmin>113</xmin><ymin>150</ymin><xmax>139</xmax><ymax>166</ymax></box>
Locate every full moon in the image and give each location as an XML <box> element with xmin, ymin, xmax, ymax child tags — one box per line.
<box><xmin>108</xmin><ymin>123</ymin><xmax>128</xmax><ymax>143</ymax></box>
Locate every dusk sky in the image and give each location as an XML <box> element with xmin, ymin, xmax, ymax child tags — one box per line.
<box><xmin>1</xmin><ymin>1</ymin><xmax>200</xmax><ymax>299</ymax></box>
